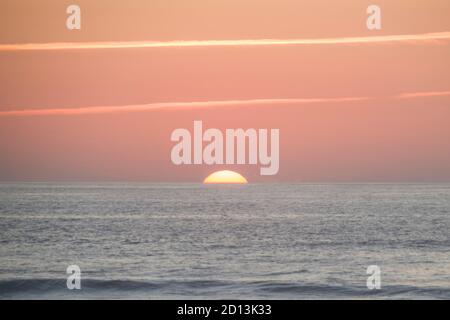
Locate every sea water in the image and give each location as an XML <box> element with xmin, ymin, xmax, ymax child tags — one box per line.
<box><xmin>0</xmin><ymin>183</ymin><xmax>449</xmax><ymax>299</ymax></box>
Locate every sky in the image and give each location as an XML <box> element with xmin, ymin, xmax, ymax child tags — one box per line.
<box><xmin>0</xmin><ymin>0</ymin><xmax>449</xmax><ymax>182</ymax></box>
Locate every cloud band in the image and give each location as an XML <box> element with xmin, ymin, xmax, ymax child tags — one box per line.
<box><xmin>1</xmin><ymin>91</ymin><xmax>449</xmax><ymax>118</ymax></box>
<box><xmin>1</xmin><ymin>32</ymin><xmax>450</xmax><ymax>52</ymax></box>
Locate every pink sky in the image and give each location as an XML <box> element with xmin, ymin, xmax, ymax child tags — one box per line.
<box><xmin>0</xmin><ymin>0</ymin><xmax>449</xmax><ymax>182</ymax></box>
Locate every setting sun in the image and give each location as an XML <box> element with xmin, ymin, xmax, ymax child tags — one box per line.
<box><xmin>203</xmin><ymin>170</ymin><xmax>248</xmax><ymax>184</ymax></box>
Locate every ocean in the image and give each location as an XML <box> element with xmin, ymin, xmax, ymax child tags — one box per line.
<box><xmin>0</xmin><ymin>183</ymin><xmax>449</xmax><ymax>299</ymax></box>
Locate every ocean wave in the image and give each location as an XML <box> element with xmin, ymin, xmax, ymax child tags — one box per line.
<box><xmin>1</xmin><ymin>278</ymin><xmax>449</xmax><ymax>299</ymax></box>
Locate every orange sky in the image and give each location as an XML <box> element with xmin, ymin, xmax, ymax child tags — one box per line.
<box><xmin>0</xmin><ymin>0</ymin><xmax>449</xmax><ymax>182</ymax></box>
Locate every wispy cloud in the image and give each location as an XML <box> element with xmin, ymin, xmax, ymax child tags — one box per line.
<box><xmin>0</xmin><ymin>97</ymin><xmax>370</xmax><ymax>117</ymax></box>
<box><xmin>1</xmin><ymin>32</ymin><xmax>450</xmax><ymax>51</ymax></box>
<box><xmin>395</xmin><ymin>90</ymin><xmax>450</xmax><ymax>99</ymax></box>
<box><xmin>1</xmin><ymin>91</ymin><xmax>450</xmax><ymax>118</ymax></box>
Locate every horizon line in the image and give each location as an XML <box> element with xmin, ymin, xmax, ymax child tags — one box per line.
<box><xmin>0</xmin><ymin>181</ymin><xmax>450</xmax><ymax>184</ymax></box>
<box><xmin>1</xmin><ymin>31</ymin><xmax>450</xmax><ymax>51</ymax></box>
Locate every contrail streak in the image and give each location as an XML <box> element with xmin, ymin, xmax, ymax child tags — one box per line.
<box><xmin>395</xmin><ymin>90</ymin><xmax>450</xmax><ymax>99</ymax></box>
<box><xmin>0</xmin><ymin>97</ymin><xmax>371</xmax><ymax>117</ymax></box>
<box><xmin>1</xmin><ymin>32</ymin><xmax>450</xmax><ymax>51</ymax></box>
<box><xmin>1</xmin><ymin>90</ymin><xmax>449</xmax><ymax>118</ymax></box>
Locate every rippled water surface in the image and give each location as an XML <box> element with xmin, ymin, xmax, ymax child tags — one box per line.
<box><xmin>0</xmin><ymin>183</ymin><xmax>449</xmax><ymax>299</ymax></box>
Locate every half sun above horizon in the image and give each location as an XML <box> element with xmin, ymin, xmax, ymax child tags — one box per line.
<box><xmin>203</xmin><ymin>170</ymin><xmax>248</xmax><ymax>184</ymax></box>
